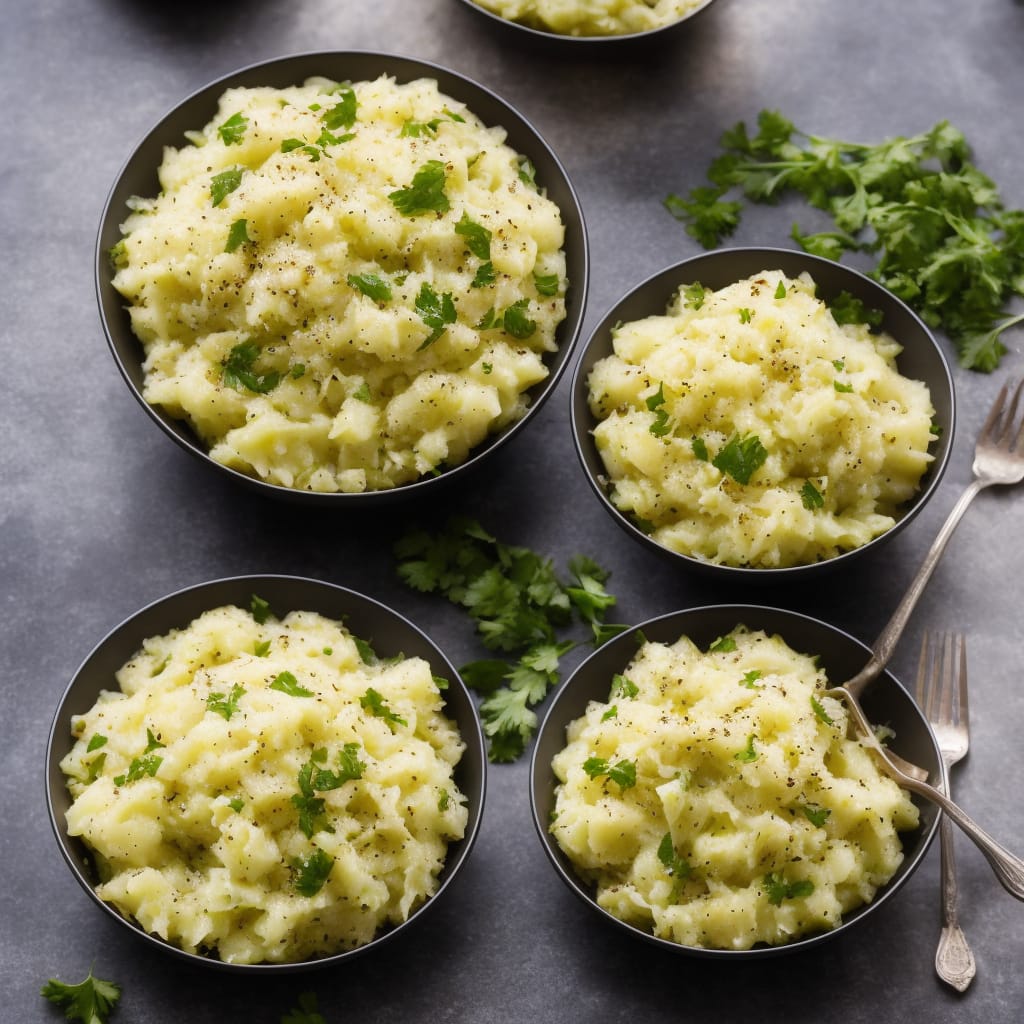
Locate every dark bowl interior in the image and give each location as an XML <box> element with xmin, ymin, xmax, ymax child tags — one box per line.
<box><xmin>97</xmin><ymin>50</ymin><xmax>589</xmax><ymax>506</ymax></box>
<box><xmin>455</xmin><ymin>0</ymin><xmax>718</xmax><ymax>48</ymax></box>
<box><xmin>570</xmin><ymin>246</ymin><xmax>956</xmax><ymax>582</ymax></box>
<box><xmin>46</xmin><ymin>575</ymin><xmax>487</xmax><ymax>973</ymax></box>
<box><xmin>530</xmin><ymin>604</ymin><xmax>941</xmax><ymax>958</ymax></box>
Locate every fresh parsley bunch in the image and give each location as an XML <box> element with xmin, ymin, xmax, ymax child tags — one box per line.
<box><xmin>665</xmin><ymin>110</ymin><xmax>1024</xmax><ymax>371</ymax></box>
<box><xmin>395</xmin><ymin>518</ymin><xmax>625</xmax><ymax>762</ymax></box>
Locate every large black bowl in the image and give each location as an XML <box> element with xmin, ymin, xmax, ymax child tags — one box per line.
<box><xmin>570</xmin><ymin>247</ymin><xmax>956</xmax><ymax>582</ymax></box>
<box><xmin>530</xmin><ymin>604</ymin><xmax>941</xmax><ymax>958</ymax></box>
<box><xmin>46</xmin><ymin>575</ymin><xmax>487</xmax><ymax>972</ymax></box>
<box><xmin>97</xmin><ymin>51</ymin><xmax>588</xmax><ymax>505</ymax></box>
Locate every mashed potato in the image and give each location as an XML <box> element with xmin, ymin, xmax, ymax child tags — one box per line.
<box><xmin>60</xmin><ymin>602</ymin><xmax>469</xmax><ymax>964</ymax></box>
<box><xmin>550</xmin><ymin>626</ymin><xmax>918</xmax><ymax>950</ymax></box>
<box><xmin>587</xmin><ymin>270</ymin><xmax>936</xmax><ymax>567</ymax></box>
<box><xmin>471</xmin><ymin>0</ymin><xmax>706</xmax><ymax>36</ymax></box>
<box><xmin>110</xmin><ymin>75</ymin><xmax>567</xmax><ymax>492</ymax></box>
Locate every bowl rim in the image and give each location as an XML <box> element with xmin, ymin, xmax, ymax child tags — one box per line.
<box><xmin>529</xmin><ymin>602</ymin><xmax>942</xmax><ymax>958</ymax></box>
<box><xmin>569</xmin><ymin>245</ymin><xmax>957</xmax><ymax>580</ymax></box>
<box><xmin>95</xmin><ymin>49</ymin><xmax>590</xmax><ymax>505</ymax></box>
<box><xmin>455</xmin><ymin>0</ymin><xmax>718</xmax><ymax>43</ymax></box>
<box><xmin>45</xmin><ymin>573</ymin><xmax>488</xmax><ymax>972</ymax></box>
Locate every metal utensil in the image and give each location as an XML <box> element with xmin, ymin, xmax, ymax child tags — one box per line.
<box><xmin>829</xmin><ymin>664</ymin><xmax>1024</xmax><ymax>901</ymax></box>
<box><xmin>843</xmin><ymin>378</ymin><xmax>1024</xmax><ymax>702</ymax></box>
<box><xmin>917</xmin><ymin>631</ymin><xmax>976</xmax><ymax>992</ymax></box>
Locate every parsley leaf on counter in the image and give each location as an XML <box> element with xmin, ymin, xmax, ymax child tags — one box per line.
<box><xmin>41</xmin><ymin>970</ymin><xmax>121</xmax><ymax>1024</ymax></box>
<box><xmin>665</xmin><ymin>110</ymin><xmax>1024</xmax><ymax>370</ymax></box>
<box><xmin>282</xmin><ymin>992</ymin><xmax>328</xmax><ymax>1024</ymax></box>
<box><xmin>394</xmin><ymin>518</ymin><xmax>623</xmax><ymax>762</ymax></box>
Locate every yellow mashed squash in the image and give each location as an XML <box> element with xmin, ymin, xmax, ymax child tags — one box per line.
<box><xmin>111</xmin><ymin>75</ymin><xmax>567</xmax><ymax>492</ymax></box>
<box><xmin>471</xmin><ymin>0</ymin><xmax>706</xmax><ymax>36</ymax></box>
<box><xmin>550</xmin><ymin>627</ymin><xmax>918</xmax><ymax>950</ymax></box>
<box><xmin>60</xmin><ymin>603</ymin><xmax>469</xmax><ymax>964</ymax></box>
<box><xmin>587</xmin><ymin>270</ymin><xmax>936</xmax><ymax>567</ymax></box>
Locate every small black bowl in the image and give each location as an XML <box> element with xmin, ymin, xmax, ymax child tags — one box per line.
<box><xmin>530</xmin><ymin>604</ymin><xmax>941</xmax><ymax>958</ymax></box>
<box><xmin>455</xmin><ymin>0</ymin><xmax>718</xmax><ymax>48</ymax></box>
<box><xmin>97</xmin><ymin>51</ymin><xmax>588</xmax><ymax>505</ymax></box>
<box><xmin>570</xmin><ymin>247</ymin><xmax>956</xmax><ymax>581</ymax></box>
<box><xmin>46</xmin><ymin>575</ymin><xmax>487</xmax><ymax>972</ymax></box>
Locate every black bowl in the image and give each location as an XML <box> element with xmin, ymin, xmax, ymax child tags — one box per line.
<box><xmin>46</xmin><ymin>575</ymin><xmax>487</xmax><ymax>972</ymax></box>
<box><xmin>456</xmin><ymin>0</ymin><xmax>718</xmax><ymax>47</ymax></box>
<box><xmin>97</xmin><ymin>51</ymin><xmax>588</xmax><ymax>505</ymax></box>
<box><xmin>530</xmin><ymin>604</ymin><xmax>941</xmax><ymax>958</ymax></box>
<box><xmin>570</xmin><ymin>247</ymin><xmax>956</xmax><ymax>581</ymax></box>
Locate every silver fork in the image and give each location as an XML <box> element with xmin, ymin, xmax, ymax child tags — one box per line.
<box><xmin>917</xmin><ymin>631</ymin><xmax>976</xmax><ymax>992</ymax></box>
<box><xmin>842</xmin><ymin>377</ymin><xmax>1024</xmax><ymax>702</ymax></box>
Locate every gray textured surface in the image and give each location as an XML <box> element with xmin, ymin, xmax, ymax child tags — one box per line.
<box><xmin>3</xmin><ymin>0</ymin><xmax>1024</xmax><ymax>1020</ymax></box>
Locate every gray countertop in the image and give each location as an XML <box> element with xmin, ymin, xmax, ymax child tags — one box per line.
<box><xmin>3</xmin><ymin>1</ymin><xmax>1023</xmax><ymax>1021</ymax></box>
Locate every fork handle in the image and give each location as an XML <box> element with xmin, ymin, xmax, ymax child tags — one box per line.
<box><xmin>935</xmin><ymin>759</ymin><xmax>977</xmax><ymax>991</ymax></box>
<box><xmin>845</xmin><ymin>478</ymin><xmax>988</xmax><ymax>700</ymax></box>
<box><xmin>902</xmin><ymin>771</ymin><xmax>1024</xmax><ymax>901</ymax></box>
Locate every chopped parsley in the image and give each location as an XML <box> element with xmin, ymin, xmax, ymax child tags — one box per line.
<box><xmin>224</xmin><ymin>218</ymin><xmax>250</xmax><ymax>252</ymax></box>
<box><xmin>251</xmin><ymin>593</ymin><xmax>271</xmax><ymax>624</ymax></box>
<box><xmin>712</xmin><ymin>433</ymin><xmax>768</xmax><ymax>485</ymax></box>
<box><xmin>833</xmin><ymin>379</ymin><xmax>855</xmax><ymax>393</ymax></box>
<box><xmin>583</xmin><ymin>756</ymin><xmax>637</xmax><ymax>791</ymax></box>
<box><xmin>811</xmin><ymin>694</ymin><xmax>835</xmax><ymax>725</ymax></box>
<box><xmin>800</xmin><ymin>480</ymin><xmax>825</xmax><ymax>509</ymax></box>
<box><xmin>389</xmin><ymin>159</ymin><xmax>450</xmax><ymax>216</ymax></box>
<box><xmin>691</xmin><ymin>436</ymin><xmax>709</xmax><ymax>461</ymax></box>
<box><xmin>455</xmin><ymin>212</ymin><xmax>492</xmax><ymax>260</ymax></box>
<box><xmin>347</xmin><ymin>272</ymin><xmax>392</xmax><ymax>302</ymax></box>
<box><xmin>352</xmin><ymin>382</ymin><xmax>372</xmax><ymax>403</ymax></box>
<box><xmin>360</xmin><ymin>687</ymin><xmax>407</xmax><ymax>730</ymax></box>
<box><xmin>610</xmin><ymin>673</ymin><xmax>639</xmax><ymax>700</ymax></box>
<box><xmin>709</xmin><ymin>633</ymin><xmax>737</xmax><ymax>653</ymax></box>
<box><xmin>829</xmin><ymin>291</ymin><xmax>884</xmax><ymax>327</ymax></box>
<box><xmin>683</xmin><ymin>281</ymin><xmax>706</xmax><ymax>310</ymax></box>
<box><xmin>207</xmin><ymin>683</ymin><xmax>246</xmax><ymax>720</ymax></box>
<box><xmin>217</xmin><ymin>111</ymin><xmax>249</xmax><ymax>146</ymax></box>
<box><xmin>113</xmin><ymin>728</ymin><xmax>165</xmax><ymax>786</ymax></box>
<box><xmin>734</xmin><ymin>733</ymin><xmax>758</xmax><ymax>763</ymax></box>
<box><xmin>517</xmin><ymin>155</ymin><xmax>537</xmax><ymax>187</ymax></box>
<box><xmin>739</xmin><ymin>669</ymin><xmax>763</xmax><ymax>689</ymax></box>
<box><xmin>764</xmin><ymin>872</ymin><xmax>815</xmax><ymax>906</ymax></box>
<box><xmin>801</xmin><ymin>804</ymin><xmax>832</xmax><ymax>827</ymax></box>
<box><xmin>322</xmin><ymin>85</ymin><xmax>357</xmax><ymax>130</ymax></box>
<box><xmin>41</xmin><ymin>969</ymin><xmax>121</xmax><ymax>1024</ymax></box>
<box><xmin>270</xmin><ymin>671</ymin><xmax>313</xmax><ymax>698</ymax></box>
<box><xmin>774</xmin><ymin>280</ymin><xmax>787</xmax><ymax>299</ymax></box>
<box><xmin>534</xmin><ymin>271</ymin><xmax>561</xmax><ymax>296</ymax></box>
<box><xmin>414</xmin><ymin>282</ymin><xmax>457</xmax><ymax>349</ymax></box>
<box><xmin>222</xmin><ymin>341</ymin><xmax>281</xmax><ymax>394</ymax></box>
<box><xmin>646</xmin><ymin>382</ymin><xmax>671</xmax><ymax>437</ymax></box>
<box><xmin>657</xmin><ymin>832</ymin><xmax>693</xmax><ymax>898</ymax></box>
<box><xmin>499</xmin><ymin>298</ymin><xmax>537</xmax><ymax>339</ymax></box>
<box><xmin>210</xmin><ymin>168</ymin><xmax>243</xmax><ymax>207</ymax></box>
<box><xmin>738</xmin><ymin>307</ymin><xmax>753</xmax><ymax>323</ymax></box>
<box><xmin>293</xmin><ymin>849</ymin><xmax>334</xmax><ymax>896</ymax></box>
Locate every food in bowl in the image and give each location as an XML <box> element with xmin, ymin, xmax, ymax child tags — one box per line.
<box><xmin>57</xmin><ymin>599</ymin><xmax>469</xmax><ymax>965</ymax></box>
<box><xmin>548</xmin><ymin>625</ymin><xmax>918</xmax><ymax>950</ymax></box>
<box><xmin>109</xmin><ymin>74</ymin><xmax>568</xmax><ymax>493</ymax></box>
<box><xmin>468</xmin><ymin>0</ymin><xmax>707</xmax><ymax>36</ymax></box>
<box><xmin>585</xmin><ymin>269</ymin><xmax>936</xmax><ymax>568</ymax></box>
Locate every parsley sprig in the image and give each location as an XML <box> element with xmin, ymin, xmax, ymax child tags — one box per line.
<box><xmin>395</xmin><ymin>518</ymin><xmax>626</xmax><ymax>762</ymax></box>
<box><xmin>41</xmin><ymin>970</ymin><xmax>121</xmax><ymax>1024</ymax></box>
<box><xmin>665</xmin><ymin>110</ymin><xmax>1024</xmax><ymax>370</ymax></box>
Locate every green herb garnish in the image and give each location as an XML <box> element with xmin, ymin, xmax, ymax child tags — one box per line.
<box><xmin>217</xmin><ymin>112</ymin><xmax>249</xmax><ymax>146</ymax></box>
<box><xmin>210</xmin><ymin>168</ymin><xmax>243</xmax><ymax>206</ymax></box>
<box><xmin>800</xmin><ymin>480</ymin><xmax>825</xmax><ymax>509</ymax></box>
<box><xmin>347</xmin><ymin>272</ymin><xmax>392</xmax><ymax>302</ymax></box>
<box><xmin>389</xmin><ymin>159</ymin><xmax>450</xmax><ymax>216</ymax></box>
<box><xmin>41</xmin><ymin>969</ymin><xmax>121</xmax><ymax>1024</ymax></box>
<box><xmin>764</xmin><ymin>872</ymin><xmax>815</xmax><ymax>906</ymax></box>
<box><xmin>222</xmin><ymin>341</ymin><xmax>281</xmax><ymax>394</ymax></box>
<box><xmin>414</xmin><ymin>282</ymin><xmax>457</xmax><ymax>349</ymax></box>
<box><xmin>225</xmin><ymin>218</ymin><xmax>250</xmax><ymax>253</ymax></box>
<box><xmin>360</xmin><ymin>687</ymin><xmax>407</xmax><ymax>730</ymax></box>
<box><xmin>207</xmin><ymin>683</ymin><xmax>246</xmax><ymax>720</ymax></box>
<box><xmin>270</xmin><ymin>671</ymin><xmax>313</xmax><ymax>698</ymax></box>
<box><xmin>712</xmin><ymin>433</ymin><xmax>769</xmax><ymax>485</ymax></box>
<box><xmin>293</xmin><ymin>849</ymin><xmax>334</xmax><ymax>896</ymax></box>
<box><xmin>583</xmin><ymin>756</ymin><xmax>637</xmax><ymax>791</ymax></box>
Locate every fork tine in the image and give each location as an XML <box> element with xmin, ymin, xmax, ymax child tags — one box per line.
<box><xmin>915</xmin><ymin>630</ymin><xmax>933</xmax><ymax>713</ymax></box>
<box><xmin>954</xmin><ymin>633</ymin><xmax>969</xmax><ymax>738</ymax></box>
